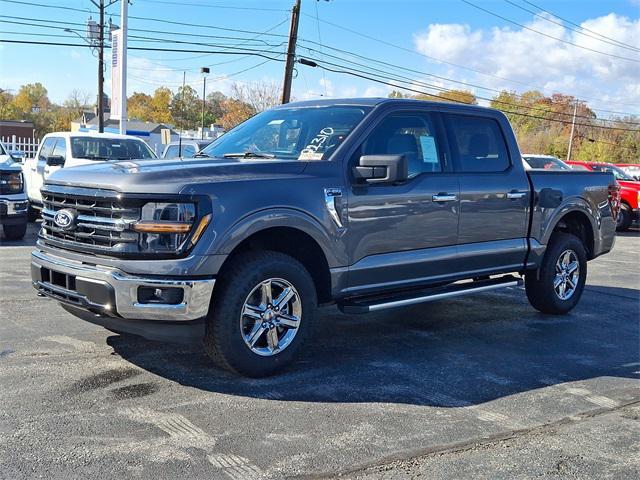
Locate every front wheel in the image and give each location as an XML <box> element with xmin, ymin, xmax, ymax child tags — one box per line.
<box><xmin>2</xmin><ymin>222</ymin><xmax>27</xmax><ymax>240</ymax></box>
<box><xmin>525</xmin><ymin>232</ymin><xmax>587</xmax><ymax>315</ymax></box>
<box><xmin>204</xmin><ymin>251</ymin><xmax>317</xmax><ymax>377</ymax></box>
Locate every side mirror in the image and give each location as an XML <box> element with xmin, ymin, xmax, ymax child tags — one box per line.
<box><xmin>9</xmin><ymin>150</ymin><xmax>26</xmax><ymax>163</ymax></box>
<box><xmin>354</xmin><ymin>154</ymin><xmax>408</xmax><ymax>184</ymax></box>
<box><xmin>46</xmin><ymin>155</ymin><xmax>65</xmax><ymax>166</ymax></box>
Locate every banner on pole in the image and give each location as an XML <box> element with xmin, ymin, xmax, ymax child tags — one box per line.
<box><xmin>110</xmin><ymin>29</ymin><xmax>123</xmax><ymax>120</ymax></box>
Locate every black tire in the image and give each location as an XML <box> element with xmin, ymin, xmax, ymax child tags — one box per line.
<box><xmin>2</xmin><ymin>222</ymin><xmax>27</xmax><ymax>240</ymax></box>
<box><xmin>616</xmin><ymin>204</ymin><xmax>632</xmax><ymax>232</ymax></box>
<box><xmin>28</xmin><ymin>205</ymin><xmax>40</xmax><ymax>223</ymax></box>
<box><xmin>203</xmin><ymin>251</ymin><xmax>317</xmax><ymax>377</ymax></box>
<box><xmin>525</xmin><ymin>232</ymin><xmax>587</xmax><ymax>315</ymax></box>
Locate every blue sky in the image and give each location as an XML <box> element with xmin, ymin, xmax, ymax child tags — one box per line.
<box><xmin>1</xmin><ymin>0</ymin><xmax>639</xmax><ymax>117</ymax></box>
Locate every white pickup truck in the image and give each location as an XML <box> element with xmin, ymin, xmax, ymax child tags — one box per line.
<box><xmin>23</xmin><ymin>132</ymin><xmax>156</xmax><ymax>212</ymax></box>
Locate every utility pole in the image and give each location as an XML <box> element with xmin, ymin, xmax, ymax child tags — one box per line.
<box><xmin>118</xmin><ymin>0</ymin><xmax>128</xmax><ymax>135</ymax></box>
<box><xmin>97</xmin><ymin>0</ymin><xmax>105</xmax><ymax>132</ymax></box>
<box><xmin>201</xmin><ymin>67</ymin><xmax>210</xmax><ymax>140</ymax></box>
<box><xmin>566</xmin><ymin>100</ymin><xmax>578</xmax><ymax>162</ymax></box>
<box><xmin>281</xmin><ymin>0</ymin><xmax>301</xmax><ymax>104</ymax></box>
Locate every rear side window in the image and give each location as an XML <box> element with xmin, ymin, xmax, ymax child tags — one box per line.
<box><xmin>445</xmin><ymin>114</ymin><xmax>510</xmax><ymax>173</ymax></box>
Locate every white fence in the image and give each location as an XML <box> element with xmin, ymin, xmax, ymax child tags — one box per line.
<box><xmin>1</xmin><ymin>135</ymin><xmax>40</xmax><ymax>159</ymax></box>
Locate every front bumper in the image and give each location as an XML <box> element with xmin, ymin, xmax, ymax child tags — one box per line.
<box><xmin>0</xmin><ymin>195</ymin><xmax>28</xmax><ymax>224</ymax></box>
<box><xmin>31</xmin><ymin>249</ymin><xmax>215</xmax><ymax>321</ymax></box>
<box><xmin>632</xmin><ymin>208</ymin><xmax>640</xmax><ymax>222</ymax></box>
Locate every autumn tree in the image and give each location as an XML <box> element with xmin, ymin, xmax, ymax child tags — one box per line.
<box><xmin>127</xmin><ymin>92</ymin><xmax>153</xmax><ymax>121</ymax></box>
<box><xmin>230</xmin><ymin>81</ymin><xmax>279</xmax><ymax>113</ymax></box>
<box><xmin>219</xmin><ymin>98</ymin><xmax>255</xmax><ymax>130</ymax></box>
<box><xmin>170</xmin><ymin>85</ymin><xmax>201</xmax><ymax>130</ymax></box>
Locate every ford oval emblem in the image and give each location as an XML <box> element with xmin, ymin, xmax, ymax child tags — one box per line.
<box><xmin>54</xmin><ymin>209</ymin><xmax>77</xmax><ymax>231</ymax></box>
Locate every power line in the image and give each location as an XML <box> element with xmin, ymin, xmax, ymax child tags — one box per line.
<box><xmin>503</xmin><ymin>0</ymin><xmax>640</xmax><ymax>53</ymax></box>
<box><xmin>133</xmin><ymin>0</ymin><xmax>288</xmax><ymax>12</ymax></box>
<box><xmin>520</xmin><ymin>0</ymin><xmax>640</xmax><ymax>52</ymax></box>
<box><xmin>298</xmin><ymin>56</ymin><xmax>640</xmax><ymax>133</ymax></box>
<box><xmin>298</xmin><ymin>12</ymin><xmax>640</xmax><ymax>111</ymax></box>
<box><xmin>296</xmin><ymin>42</ymin><xmax>640</xmax><ymax>126</ymax></box>
<box><xmin>460</xmin><ymin>0</ymin><xmax>640</xmax><ymax>63</ymax></box>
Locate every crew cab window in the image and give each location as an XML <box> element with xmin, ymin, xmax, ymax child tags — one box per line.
<box><xmin>445</xmin><ymin>114</ymin><xmax>510</xmax><ymax>173</ymax></box>
<box><xmin>51</xmin><ymin>138</ymin><xmax>66</xmax><ymax>161</ymax></box>
<box><xmin>201</xmin><ymin>106</ymin><xmax>371</xmax><ymax>160</ymax></box>
<box><xmin>38</xmin><ymin>137</ymin><xmax>57</xmax><ymax>161</ymax></box>
<box><xmin>359</xmin><ymin>111</ymin><xmax>443</xmax><ymax>177</ymax></box>
<box><xmin>164</xmin><ymin>144</ymin><xmax>196</xmax><ymax>158</ymax></box>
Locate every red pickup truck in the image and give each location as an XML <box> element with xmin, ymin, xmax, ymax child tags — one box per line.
<box><xmin>568</xmin><ymin>161</ymin><xmax>639</xmax><ymax>231</ymax></box>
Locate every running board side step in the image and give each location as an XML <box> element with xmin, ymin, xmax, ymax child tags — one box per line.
<box><xmin>338</xmin><ymin>275</ymin><xmax>523</xmax><ymax>314</ymax></box>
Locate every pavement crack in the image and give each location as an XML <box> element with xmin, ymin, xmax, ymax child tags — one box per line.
<box><xmin>297</xmin><ymin>399</ymin><xmax>640</xmax><ymax>480</ymax></box>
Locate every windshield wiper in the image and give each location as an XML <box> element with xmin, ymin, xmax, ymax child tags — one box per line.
<box><xmin>223</xmin><ymin>151</ymin><xmax>275</xmax><ymax>159</ymax></box>
<box><xmin>193</xmin><ymin>152</ymin><xmax>211</xmax><ymax>158</ymax></box>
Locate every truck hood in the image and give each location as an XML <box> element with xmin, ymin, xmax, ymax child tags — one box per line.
<box><xmin>0</xmin><ymin>155</ymin><xmax>22</xmax><ymax>172</ymax></box>
<box><xmin>45</xmin><ymin>157</ymin><xmax>308</xmax><ymax>194</ymax></box>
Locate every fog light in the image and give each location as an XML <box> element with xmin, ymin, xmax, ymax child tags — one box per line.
<box><xmin>137</xmin><ymin>286</ymin><xmax>184</xmax><ymax>304</ymax></box>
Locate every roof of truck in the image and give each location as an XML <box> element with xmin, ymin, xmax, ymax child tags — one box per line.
<box><xmin>279</xmin><ymin>97</ymin><xmax>495</xmax><ymax>112</ymax></box>
<box><xmin>41</xmin><ymin>131</ymin><xmax>147</xmax><ymax>140</ymax></box>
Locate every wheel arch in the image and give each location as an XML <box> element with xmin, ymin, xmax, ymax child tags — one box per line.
<box><xmin>214</xmin><ymin>209</ymin><xmax>340</xmax><ymax>304</ymax></box>
<box><xmin>547</xmin><ymin>209</ymin><xmax>596</xmax><ymax>260</ymax></box>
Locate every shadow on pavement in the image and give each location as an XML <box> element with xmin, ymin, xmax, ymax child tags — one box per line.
<box><xmin>107</xmin><ymin>284</ymin><xmax>640</xmax><ymax>408</ymax></box>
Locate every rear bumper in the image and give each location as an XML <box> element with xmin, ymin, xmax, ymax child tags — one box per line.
<box><xmin>31</xmin><ymin>249</ymin><xmax>215</xmax><ymax>322</ymax></box>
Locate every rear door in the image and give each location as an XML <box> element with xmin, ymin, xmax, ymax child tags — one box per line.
<box><xmin>443</xmin><ymin>112</ymin><xmax>530</xmax><ymax>275</ymax></box>
<box><xmin>346</xmin><ymin>108</ymin><xmax>460</xmax><ymax>294</ymax></box>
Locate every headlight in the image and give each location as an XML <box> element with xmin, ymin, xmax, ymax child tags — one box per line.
<box><xmin>133</xmin><ymin>202</ymin><xmax>198</xmax><ymax>253</ymax></box>
<box><xmin>0</xmin><ymin>171</ymin><xmax>23</xmax><ymax>194</ymax></box>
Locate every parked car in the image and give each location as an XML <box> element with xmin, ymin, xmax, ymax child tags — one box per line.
<box><xmin>615</xmin><ymin>163</ymin><xmax>640</xmax><ymax>181</ymax></box>
<box><xmin>522</xmin><ymin>154</ymin><xmax>572</xmax><ymax>171</ymax></box>
<box><xmin>23</xmin><ymin>132</ymin><xmax>156</xmax><ymax>215</ymax></box>
<box><xmin>0</xmin><ymin>140</ymin><xmax>28</xmax><ymax>240</ymax></box>
<box><xmin>567</xmin><ymin>161</ymin><xmax>639</xmax><ymax>231</ymax></box>
<box><xmin>162</xmin><ymin>139</ymin><xmax>212</xmax><ymax>158</ymax></box>
<box><xmin>31</xmin><ymin>98</ymin><xmax>618</xmax><ymax>377</ymax></box>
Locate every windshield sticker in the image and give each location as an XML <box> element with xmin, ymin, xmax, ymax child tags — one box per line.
<box><xmin>298</xmin><ymin>151</ymin><xmax>324</xmax><ymax>160</ymax></box>
<box><xmin>299</xmin><ymin>127</ymin><xmax>334</xmax><ymax>160</ymax></box>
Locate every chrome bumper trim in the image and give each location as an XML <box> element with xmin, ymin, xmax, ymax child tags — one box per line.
<box><xmin>31</xmin><ymin>249</ymin><xmax>215</xmax><ymax>321</ymax></box>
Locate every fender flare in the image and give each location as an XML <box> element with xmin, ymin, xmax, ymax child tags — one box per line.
<box><xmin>539</xmin><ymin>197</ymin><xmax>599</xmax><ymax>250</ymax></box>
<box><xmin>212</xmin><ymin>207</ymin><xmax>344</xmax><ymax>268</ymax></box>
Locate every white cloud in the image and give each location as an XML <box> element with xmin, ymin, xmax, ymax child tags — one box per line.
<box><xmin>412</xmin><ymin>13</ymin><xmax>640</xmax><ymax>109</ymax></box>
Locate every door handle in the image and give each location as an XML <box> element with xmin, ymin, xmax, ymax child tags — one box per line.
<box><xmin>506</xmin><ymin>191</ymin><xmax>527</xmax><ymax>199</ymax></box>
<box><xmin>432</xmin><ymin>194</ymin><xmax>457</xmax><ymax>202</ymax></box>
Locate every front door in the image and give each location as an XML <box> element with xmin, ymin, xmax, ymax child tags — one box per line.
<box><xmin>443</xmin><ymin>111</ymin><xmax>530</xmax><ymax>275</ymax></box>
<box><xmin>346</xmin><ymin>109</ymin><xmax>460</xmax><ymax>295</ymax></box>
<box><xmin>31</xmin><ymin>136</ymin><xmax>57</xmax><ymax>204</ymax></box>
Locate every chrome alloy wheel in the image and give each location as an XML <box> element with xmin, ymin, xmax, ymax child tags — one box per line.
<box><xmin>554</xmin><ymin>249</ymin><xmax>580</xmax><ymax>300</ymax></box>
<box><xmin>240</xmin><ymin>278</ymin><xmax>302</xmax><ymax>356</ymax></box>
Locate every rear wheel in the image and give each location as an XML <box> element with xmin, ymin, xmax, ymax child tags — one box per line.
<box><xmin>616</xmin><ymin>204</ymin><xmax>632</xmax><ymax>232</ymax></box>
<box><xmin>2</xmin><ymin>222</ymin><xmax>27</xmax><ymax>240</ymax></box>
<box><xmin>525</xmin><ymin>232</ymin><xmax>587</xmax><ymax>314</ymax></box>
<box><xmin>204</xmin><ymin>251</ymin><xmax>317</xmax><ymax>377</ymax></box>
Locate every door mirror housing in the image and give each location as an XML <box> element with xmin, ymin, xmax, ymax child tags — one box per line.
<box><xmin>46</xmin><ymin>155</ymin><xmax>65</xmax><ymax>166</ymax></box>
<box><xmin>354</xmin><ymin>154</ymin><xmax>408</xmax><ymax>184</ymax></box>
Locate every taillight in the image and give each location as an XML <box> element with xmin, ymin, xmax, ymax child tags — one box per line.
<box><xmin>608</xmin><ymin>183</ymin><xmax>621</xmax><ymax>220</ymax></box>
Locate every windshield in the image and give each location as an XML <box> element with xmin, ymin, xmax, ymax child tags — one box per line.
<box><xmin>71</xmin><ymin>137</ymin><xmax>156</xmax><ymax>160</ymax></box>
<box><xmin>588</xmin><ymin>163</ymin><xmax>634</xmax><ymax>181</ymax></box>
<box><xmin>200</xmin><ymin>106</ymin><xmax>371</xmax><ymax>160</ymax></box>
<box><xmin>523</xmin><ymin>156</ymin><xmax>571</xmax><ymax>170</ymax></box>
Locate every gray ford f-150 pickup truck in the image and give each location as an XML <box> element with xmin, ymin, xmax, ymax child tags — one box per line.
<box><xmin>31</xmin><ymin>98</ymin><xmax>619</xmax><ymax>377</ymax></box>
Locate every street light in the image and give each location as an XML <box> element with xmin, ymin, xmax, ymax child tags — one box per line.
<box><xmin>200</xmin><ymin>67</ymin><xmax>210</xmax><ymax>140</ymax></box>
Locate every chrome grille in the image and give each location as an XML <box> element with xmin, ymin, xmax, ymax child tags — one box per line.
<box><xmin>40</xmin><ymin>186</ymin><xmax>141</xmax><ymax>252</ymax></box>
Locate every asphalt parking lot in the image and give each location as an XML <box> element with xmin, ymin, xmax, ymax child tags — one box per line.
<box><xmin>1</xmin><ymin>224</ymin><xmax>638</xmax><ymax>479</ymax></box>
